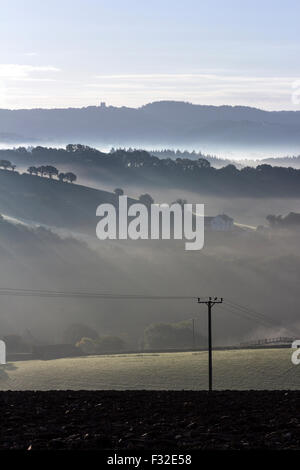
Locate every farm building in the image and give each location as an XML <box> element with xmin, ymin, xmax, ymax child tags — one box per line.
<box><xmin>205</xmin><ymin>214</ymin><xmax>234</xmax><ymax>231</ymax></box>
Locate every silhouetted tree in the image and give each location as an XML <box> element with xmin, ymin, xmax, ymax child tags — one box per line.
<box><xmin>37</xmin><ymin>166</ymin><xmax>47</xmax><ymax>176</ymax></box>
<box><xmin>65</xmin><ymin>172</ymin><xmax>77</xmax><ymax>183</ymax></box>
<box><xmin>172</xmin><ymin>198</ymin><xmax>187</xmax><ymax>207</ymax></box>
<box><xmin>27</xmin><ymin>166</ymin><xmax>36</xmax><ymax>175</ymax></box>
<box><xmin>0</xmin><ymin>160</ymin><xmax>12</xmax><ymax>170</ymax></box>
<box><xmin>139</xmin><ymin>193</ymin><xmax>154</xmax><ymax>206</ymax></box>
<box><xmin>97</xmin><ymin>336</ymin><xmax>126</xmax><ymax>352</ymax></box>
<box><xmin>45</xmin><ymin>165</ymin><xmax>59</xmax><ymax>178</ymax></box>
<box><xmin>197</xmin><ymin>158</ymin><xmax>211</xmax><ymax>169</ymax></box>
<box><xmin>267</xmin><ymin>212</ymin><xmax>300</xmax><ymax>228</ymax></box>
<box><xmin>114</xmin><ymin>188</ymin><xmax>124</xmax><ymax>196</ymax></box>
<box><xmin>143</xmin><ymin>321</ymin><xmax>205</xmax><ymax>349</ymax></box>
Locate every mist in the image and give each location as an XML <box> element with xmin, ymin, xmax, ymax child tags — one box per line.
<box><xmin>1</xmin><ymin>213</ymin><xmax>299</xmax><ymax>349</ymax></box>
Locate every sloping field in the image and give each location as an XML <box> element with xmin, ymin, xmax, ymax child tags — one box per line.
<box><xmin>0</xmin><ymin>348</ymin><xmax>299</xmax><ymax>390</ymax></box>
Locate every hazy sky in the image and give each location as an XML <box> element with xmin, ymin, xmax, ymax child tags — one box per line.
<box><xmin>1</xmin><ymin>0</ymin><xmax>300</xmax><ymax>110</ymax></box>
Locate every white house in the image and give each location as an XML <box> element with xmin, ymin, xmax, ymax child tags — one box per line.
<box><xmin>0</xmin><ymin>340</ymin><xmax>6</xmax><ymax>364</ymax></box>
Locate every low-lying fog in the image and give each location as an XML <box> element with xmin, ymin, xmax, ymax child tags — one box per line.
<box><xmin>1</xmin><ymin>154</ymin><xmax>300</xmax><ymax>350</ymax></box>
<box><xmin>0</xmin><ymin>214</ymin><xmax>299</xmax><ymax>349</ymax></box>
<box><xmin>72</xmin><ymin>171</ymin><xmax>300</xmax><ymax>228</ymax></box>
<box><xmin>1</xmin><ymin>140</ymin><xmax>300</xmax><ymax>162</ymax></box>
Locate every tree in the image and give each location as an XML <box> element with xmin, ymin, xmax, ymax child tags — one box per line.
<box><xmin>45</xmin><ymin>165</ymin><xmax>59</xmax><ymax>178</ymax></box>
<box><xmin>267</xmin><ymin>212</ymin><xmax>300</xmax><ymax>229</ymax></box>
<box><xmin>97</xmin><ymin>336</ymin><xmax>126</xmax><ymax>352</ymax></box>
<box><xmin>16</xmin><ymin>146</ymin><xmax>27</xmax><ymax>153</ymax></box>
<box><xmin>37</xmin><ymin>165</ymin><xmax>47</xmax><ymax>176</ymax></box>
<box><xmin>76</xmin><ymin>335</ymin><xmax>126</xmax><ymax>354</ymax></box>
<box><xmin>62</xmin><ymin>323</ymin><xmax>99</xmax><ymax>345</ymax></box>
<box><xmin>172</xmin><ymin>198</ymin><xmax>187</xmax><ymax>207</ymax></box>
<box><xmin>0</xmin><ymin>160</ymin><xmax>12</xmax><ymax>170</ymax></box>
<box><xmin>221</xmin><ymin>164</ymin><xmax>238</xmax><ymax>174</ymax></box>
<box><xmin>58</xmin><ymin>172</ymin><xmax>66</xmax><ymax>182</ymax></box>
<box><xmin>143</xmin><ymin>321</ymin><xmax>205</xmax><ymax>350</ymax></box>
<box><xmin>197</xmin><ymin>158</ymin><xmax>211</xmax><ymax>169</ymax></box>
<box><xmin>139</xmin><ymin>193</ymin><xmax>154</xmax><ymax>206</ymax></box>
<box><xmin>66</xmin><ymin>144</ymin><xmax>76</xmax><ymax>152</ymax></box>
<box><xmin>114</xmin><ymin>188</ymin><xmax>124</xmax><ymax>196</ymax></box>
<box><xmin>27</xmin><ymin>166</ymin><xmax>37</xmax><ymax>175</ymax></box>
<box><xmin>65</xmin><ymin>172</ymin><xmax>77</xmax><ymax>183</ymax></box>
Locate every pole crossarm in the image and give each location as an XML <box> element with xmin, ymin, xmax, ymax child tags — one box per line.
<box><xmin>198</xmin><ymin>297</ymin><xmax>223</xmax><ymax>306</ymax></box>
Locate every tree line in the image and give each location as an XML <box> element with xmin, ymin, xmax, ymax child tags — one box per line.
<box><xmin>27</xmin><ymin>165</ymin><xmax>77</xmax><ymax>183</ymax></box>
<box><xmin>266</xmin><ymin>212</ymin><xmax>300</xmax><ymax>229</ymax></box>
<box><xmin>2</xmin><ymin>145</ymin><xmax>300</xmax><ymax>196</ymax></box>
<box><xmin>0</xmin><ymin>159</ymin><xmax>77</xmax><ymax>183</ymax></box>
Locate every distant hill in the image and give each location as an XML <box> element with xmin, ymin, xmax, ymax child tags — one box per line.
<box><xmin>1</xmin><ymin>101</ymin><xmax>300</xmax><ymax>149</ymax></box>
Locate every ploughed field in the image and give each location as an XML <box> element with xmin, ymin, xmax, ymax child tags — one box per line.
<box><xmin>0</xmin><ymin>349</ymin><xmax>299</xmax><ymax>390</ymax></box>
<box><xmin>0</xmin><ymin>390</ymin><xmax>300</xmax><ymax>450</ymax></box>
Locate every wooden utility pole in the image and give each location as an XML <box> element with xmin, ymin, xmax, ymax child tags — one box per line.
<box><xmin>192</xmin><ymin>318</ymin><xmax>195</xmax><ymax>350</ymax></box>
<box><xmin>197</xmin><ymin>297</ymin><xmax>223</xmax><ymax>391</ymax></box>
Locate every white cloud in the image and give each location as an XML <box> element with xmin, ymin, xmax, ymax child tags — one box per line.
<box><xmin>0</xmin><ymin>64</ymin><xmax>60</xmax><ymax>80</ymax></box>
<box><xmin>1</xmin><ymin>69</ymin><xmax>299</xmax><ymax>111</ymax></box>
<box><xmin>23</xmin><ymin>52</ymin><xmax>39</xmax><ymax>57</ymax></box>
<box><xmin>86</xmin><ymin>73</ymin><xmax>299</xmax><ymax>110</ymax></box>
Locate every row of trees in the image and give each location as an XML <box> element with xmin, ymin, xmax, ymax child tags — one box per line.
<box><xmin>142</xmin><ymin>321</ymin><xmax>205</xmax><ymax>350</ymax></box>
<box><xmin>0</xmin><ymin>158</ymin><xmax>77</xmax><ymax>184</ymax></box>
<box><xmin>3</xmin><ymin>145</ymin><xmax>300</xmax><ymax>197</ymax></box>
<box><xmin>267</xmin><ymin>212</ymin><xmax>300</xmax><ymax>228</ymax></box>
<box><xmin>61</xmin><ymin>320</ymin><xmax>205</xmax><ymax>354</ymax></box>
<box><xmin>62</xmin><ymin>323</ymin><xmax>126</xmax><ymax>353</ymax></box>
<box><xmin>27</xmin><ymin>165</ymin><xmax>77</xmax><ymax>183</ymax></box>
<box><xmin>4</xmin><ymin>145</ymin><xmax>300</xmax><ymax>178</ymax></box>
<box><xmin>76</xmin><ymin>336</ymin><xmax>126</xmax><ymax>354</ymax></box>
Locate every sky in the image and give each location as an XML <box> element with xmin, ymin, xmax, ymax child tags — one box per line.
<box><xmin>1</xmin><ymin>0</ymin><xmax>300</xmax><ymax>110</ymax></box>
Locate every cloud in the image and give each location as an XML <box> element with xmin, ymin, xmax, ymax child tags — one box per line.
<box><xmin>93</xmin><ymin>73</ymin><xmax>296</xmax><ymax>83</ymax></box>
<box><xmin>0</xmin><ymin>64</ymin><xmax>60</xmax><ymax>80</ymax></box>
<box><xmin>87</xmin><ymin>73</ymin><xmax>299</xmax><ymax>110</ymax></box>
<box><xmin>23</xmin><ymin>52</ymin><xmax>39</xmax><ymax>57</ymax></box>
<box><xmin>1</xmin><ymin>70</ymin><xmax>299</xmax><ymax>111</ymax></box>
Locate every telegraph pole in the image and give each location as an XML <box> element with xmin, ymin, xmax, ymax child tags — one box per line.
<box><xmin>192</xmin><ymin>318</ymin><xmax>195</xmax><ymax>350</ymax></box>
<box><xmin>197</xmin><ymin>297</ymin><xmax>223</xmax><ymax>391</ymax></box>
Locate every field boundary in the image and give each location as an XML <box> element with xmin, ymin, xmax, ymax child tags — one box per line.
<box><xmin>6</xmin><ymin>343</ymin><xmax>292</xmax><ymax>362</ymax></box>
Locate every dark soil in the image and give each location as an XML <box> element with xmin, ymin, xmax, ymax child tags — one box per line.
<box><xmin>0</xmin><ymin>390</ymin><xmax>299</xmax><ymax>450</ymax></box>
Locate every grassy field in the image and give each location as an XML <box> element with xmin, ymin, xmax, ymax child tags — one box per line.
<box><xmin>0</xmin><ymin>348</ymin><xmax>299</xmax><ymax>391</ymax></box>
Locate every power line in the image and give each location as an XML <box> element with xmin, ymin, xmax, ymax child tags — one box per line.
<box><xmin>0</xmin><ymin>287</ymin><xmax>294</xmax><ymax>330</ymax></box>
<box><xmin>0</xmin><ymin>287</ymin><xmax>196</xmax><ymax>300</ymax></box>
<box><xmin>222</xmin><ymin>304</ymin><xmax>271</xmax><ymax>328</ymax></box>
<box><xmin>225</xmin><ymin>298</ymin><xmax>300</xmax><ymax>335</ymax></box>
<box><xmin>1</xmin><ymin>287</ymin><xmax>295</xmax><ymax>333</ymax></box>
<box><xmin>223</xmin><ymin>302</ymin><xmax>273</xmax><ymax>327</ymax></box>
<box><xmin>225</xmin><ymin>299</ymin><xmax>276</xmax><ymax>325</ymax></box>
